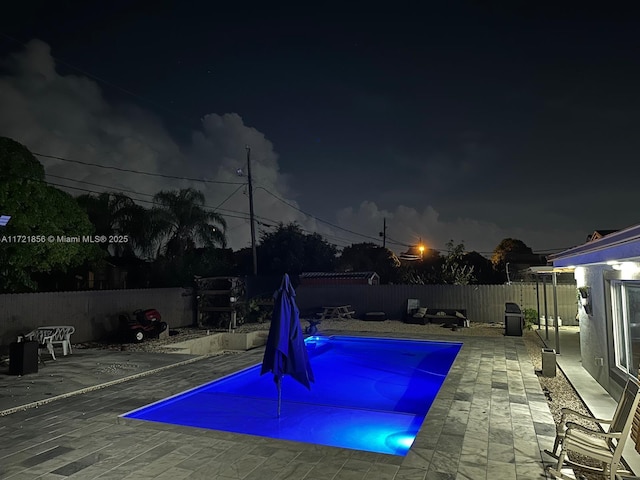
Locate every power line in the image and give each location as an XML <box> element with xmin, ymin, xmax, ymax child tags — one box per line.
<box><xmin>385</xmin><ymin>234</ymin><xmax>414</xmax><ymax>249</ymax></box>
<box><xmin>49</xmin><ymin>170</ymin><xmax>568</xmax><ymax>255</ymax></box>
<box><xmin>0</xmin><ymin>36</ymin><xmax>424</xmax><ymax>252</ymax></box>
<box><xmin>17</xmin><ymin>172</ymin><xmax>568</xmax><ymax>255</ymax></box>
<box><xmin>255</xmin><ymin>186</ymin><xmax>413</xmax><ymax>248</ymax></box>
<box><xmin>14</xmin><ymin>170</ymin><xmax>256</xmax><ymax>223</ymax></box>
<box><xmin>40</xmin><ymin>155</ymin><xmax>418</xmax><ymax>249</ymax></box>
<box><xmin>42</xmin><ymin>173</ymin><xmax>317</xmax><ymax>237</ymax></box>
<box><xmin>47</xmin><ymin>173</ymin><xmax>156</xmax><ymax>201</ymax></box>
<box><xmin>44</xmin><ymin>180</ymin><xmax>253</xmax><ymax>222</ymax></box>
<box><xmin>212</xmin><ymin>183</ymin><xmax>245</xmax><ymax>211</ymax></box>
<box><xmin>46</xmin><ymin>172</ymin><xmax>568</xmax><ymax>255</ymax></box>
<box><xmin>46</xmin><ymin>173</ymin><xmax>250</xmax><ymax>217</ymax></box>
<box><xmin>34</xmin><ymin>152</ymin><xmax>245</xmax><ymax>185</ymax></box>
<box><xmin>1</xmin><ymin>34</ymin><xmax>564</xmax><ymax>255</ymax></box>
<box><xmin>39</xmin><ymin>158</ymin><xmax>366</xmax><ymax>248</ymax></box>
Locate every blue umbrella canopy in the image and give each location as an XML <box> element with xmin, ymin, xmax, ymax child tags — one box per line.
<box><xmin>261</xmin><ymin>274</ymin><xmax>314</xmax><ymax>416</ymax></box>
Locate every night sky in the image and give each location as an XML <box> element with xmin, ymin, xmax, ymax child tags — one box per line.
<box><xmin>1</xmin><ymin>2</ymin><xmax>639</xmax><ymax>256</ymax></box>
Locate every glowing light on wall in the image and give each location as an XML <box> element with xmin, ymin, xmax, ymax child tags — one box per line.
<box><xmin>619</xmin><ymin>262</ymin><xmax>640</xmax><ymax>279</ymax></box>
<box><xmin>574</xmin><ymin>266</ymin><xmax>586</xmax><ymax>287</ymax></box>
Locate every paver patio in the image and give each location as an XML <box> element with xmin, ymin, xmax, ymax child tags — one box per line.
<box><xmin>0</xmin><ymin>332</ymin><xmax>556</xmax><ymax>479</ymax></box>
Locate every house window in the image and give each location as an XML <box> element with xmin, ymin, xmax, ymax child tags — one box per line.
<box><xmin>611</xmin><ymin>281</ymin><xmax>640</xmax><ymax>376</ymax></box>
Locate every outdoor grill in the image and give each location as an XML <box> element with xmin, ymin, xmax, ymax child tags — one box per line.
<box><xmin>504</xmin><ymin>302</ymin><xmax>524</xmax><ymax>336</ymax></box>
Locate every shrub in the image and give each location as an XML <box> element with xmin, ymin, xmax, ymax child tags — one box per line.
<box><xmin>523</xmin><ymin>308</ymin><xmax>538</xmax><ymax>330</ymax></box>
<box><xmin>247</xmin><ymin>298</ymin><xmax>273</xmax><ymax>323</ymax></box>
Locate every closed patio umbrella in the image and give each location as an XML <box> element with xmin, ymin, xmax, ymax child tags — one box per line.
<box><xmin>261</xmin><ymin>273</ymin><xmax>314</xmax><ymax>417</ymax></box>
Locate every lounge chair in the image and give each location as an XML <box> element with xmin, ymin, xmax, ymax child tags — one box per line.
<box><xmin>546</xmin><ymin>378</ymin><xmax>640</xmax><ymax>480</ymax></box>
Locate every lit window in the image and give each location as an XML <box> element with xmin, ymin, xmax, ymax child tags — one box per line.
<box><xmin>611</xmin><ymin>281</ymin><xmax>640</xmax><ymax>376</ymax></box>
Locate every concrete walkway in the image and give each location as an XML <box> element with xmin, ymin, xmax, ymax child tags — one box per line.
<box><xmin>0</xmin><ymin>332</ymin><xmax>558</xmax><ymax>479</ymax></box>
<box><xmin>0</xmin><ymin>347</ymin><xmax>201</xmax><ymax>415</ymax></box>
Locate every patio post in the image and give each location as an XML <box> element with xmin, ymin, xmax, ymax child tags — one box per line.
<box><xmin>535</xmin><ymin>277</ymin><xmax>541</xmax><ymax>330</ymax></box>
<box><xmin>543</xmin><ymin>275</ymin><xmax>549</xmax><ymax>340</ymax></box>
<box><xmin>552</xmin><ymin>271</ymin><xmax>560</xmax><ymax>355</ymax></box>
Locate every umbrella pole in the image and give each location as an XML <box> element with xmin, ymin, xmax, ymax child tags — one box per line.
<box><xmin>276</xmin><ymin>375</ymin><xmax>282</xmax><ymax>418</ymax></box>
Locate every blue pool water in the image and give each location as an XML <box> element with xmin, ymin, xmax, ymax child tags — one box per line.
<box><xmin>122</xmin><ymin>336</ymin><xmax>461</xmax><ymax>455</ymax></box>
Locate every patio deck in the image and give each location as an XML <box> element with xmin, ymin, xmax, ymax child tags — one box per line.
<box><xmin>1</xmin><ymin>332</ymin><xmax>562</xmax><ymax>479</ymax></box>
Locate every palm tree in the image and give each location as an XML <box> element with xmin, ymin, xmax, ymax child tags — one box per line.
<box><xmin>151</xmin><ymin>188</ymin><xmax>227</xmax><ymax>258</ymax></box>
<box><xmin>76</xmin><ymin>192</ymin><xmax>152</xmax><ymax>258</ymax></box>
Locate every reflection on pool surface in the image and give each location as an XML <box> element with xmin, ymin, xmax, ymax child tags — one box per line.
<box><xmin>122</xmin><ymin>335</ymin><xmax>461</xmax><ymax>455</ymax></box>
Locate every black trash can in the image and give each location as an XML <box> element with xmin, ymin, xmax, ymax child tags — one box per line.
<box><xmin>505</xmin><ymin>302</ymin><xmax>524</xmax><ymax>336</ymax></box>
<box><xmin>9</xmin><ymin>340</ymin><xmax>39</xmax><ymax>375</ymax></box>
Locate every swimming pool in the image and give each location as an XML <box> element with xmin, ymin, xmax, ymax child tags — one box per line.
<box><xmin>122</xmin><ymin>335</ymin><xmax>461</xmax><ymax>456</ymax></box>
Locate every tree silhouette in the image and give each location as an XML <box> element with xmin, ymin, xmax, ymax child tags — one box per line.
<box><xmin>76</xmin><ymin>192</ymin><xmax>152</xmax><ymax>258</ymax></box>
<box><xmin>491</xmin><ymin>238</ymin><xmax>533</xmax><ymax>266</ymax></box>
<box><xmin>257</xmin><ymin>222</ymin><xmax>336</xmax><ymax>275</ymax></box>
<box><xmin>151</xmin><ymin>188</ymin><xmax>227</xmax><ymax>258</ymax></box>
<box><xmin>0</xmin><ymin>137</ymin><xmax>102</xmax><ymax>291</ymax></box>
<box><xmin>338</xmin><ymin>242</ymin><xmax>400</xmax><ymax>284</ymax></box>
<box><xmin>441</xmin><ymin>240</ymin><xmax>476</xmax><ymax>285</ymax></box>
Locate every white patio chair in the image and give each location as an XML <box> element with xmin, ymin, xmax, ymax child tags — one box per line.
<box><xmin>24</xmin><ymin>326</ymin><xmax>75</xmax><ymax>360</ymax></box>
<box><xmin>546</xmin><ymin>377</ymin><xmax>640</xmax><ymax>480</ymax></box>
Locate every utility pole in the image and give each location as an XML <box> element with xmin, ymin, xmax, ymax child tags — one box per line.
<box><xmin>379</xmin><ymin>218</ymin><xmax>387</xmax><ymax>248</ymax></box>
<box><xmin>245</xmin><ymin>146</ymin><xmax>258</xmax><ymax>276</ymax></box>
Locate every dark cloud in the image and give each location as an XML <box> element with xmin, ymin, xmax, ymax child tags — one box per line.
<box><xmin>2</xmin><ymin>3</ymin><xmax>640</xmax><ymax>258</ymax></box>
<box><xmin>0</xmin><ymin>40</ymin><xmax>309</xmax><ymax>251</ymax></box>
<box><xmin>0</xmin><ymin>40</ymin><xmax>538</xmax><ymax>255</ymax></box>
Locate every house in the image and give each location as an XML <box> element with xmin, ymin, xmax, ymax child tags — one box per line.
<box><xmin>549</xmin><ymin>223</ymin><xmax>640</xmax><ymax>397</ymax></box>
<box><xmin>299</xmin><ymin>271</ymin><xmax>380</xmax><ymax>286</ymax></box>
<box><xmin>585</xmin><ymin>229</ymin><xmax>619</xmax><ymax>243</ymax></box>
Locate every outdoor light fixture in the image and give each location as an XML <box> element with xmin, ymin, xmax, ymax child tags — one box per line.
<box><xmin>0</xmin><ymin>215</ymin><xmax>11</xmax><ymax>226</ymax></box>
<box><xmin>618</xmin><ymin>262</ymin><xmax>640</xmax><ymax>278</ymax></box>
<box><xmin>578</xmin><ymin>286</ymin><xmax>592</xmax><ymax>315</ymax></box>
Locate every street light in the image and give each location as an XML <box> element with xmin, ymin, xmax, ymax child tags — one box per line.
<box><xmin>417</xmin><ymin>237</ymin><xmax>426</xmax><ymax>259</ymax></box>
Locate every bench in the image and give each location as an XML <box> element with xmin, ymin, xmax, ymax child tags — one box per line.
<box><xmin>364</xmin><ymin>311</ymin><xmax>387</xmax><ymax>321</ymax></box>
<box><xmin>24</xmin><ymin>326</ymin><xmax>75</xmax><ymax>360</ymax></box>
<box><xmin>404</xmin><ymin>308</ymin><xmax>469</xmax><ymax>327</ymax></box>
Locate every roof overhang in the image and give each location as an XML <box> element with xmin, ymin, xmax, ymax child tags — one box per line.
<box><xmin>549</xmin><ymin>223</ymin><xmax>640</xmax><ymax>268</ymax></box>
<box><xmin>527</xmin><ymin>266</ymin><xmax>575</xmax><ymax>275</ymax></box>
